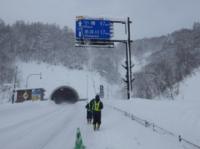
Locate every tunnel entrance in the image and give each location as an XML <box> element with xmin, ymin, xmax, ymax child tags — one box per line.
<box><xmin>50</xmin><ymin>86</ymin><xmax>79</xmax><ymax>104</ymax></box>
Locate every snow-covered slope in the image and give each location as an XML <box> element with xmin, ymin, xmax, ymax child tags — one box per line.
<box><xmin>177</xmin><ymin>69</ymin><xmax>200</xmax><ymax>100</ymax></box>
<box><xmin>16</xmin><ymin>61</ymin><xmax>116</xmax><ymax>100</ymax></box>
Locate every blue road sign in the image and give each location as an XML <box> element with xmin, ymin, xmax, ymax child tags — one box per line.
<box><xmin>76</xmin><ymin>19</ymin><xmax>113</xmax><ymax>40</ymax></box>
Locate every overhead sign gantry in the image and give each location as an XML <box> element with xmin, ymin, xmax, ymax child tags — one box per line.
<box><xmin>75</xmin><ymin>16</ymin><xmax>134</xmax><ymax>99</ymax></box>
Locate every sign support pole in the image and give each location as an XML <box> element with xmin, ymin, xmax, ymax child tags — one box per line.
<box><xmin>127</xmin><ymin>17</ymin><xmax>132</xmax><ymax>99</ymax></box>
<box><xmin>125</xmin><ymin>42</ymin><xmax>130</xmax><ymax>99</ymax></box>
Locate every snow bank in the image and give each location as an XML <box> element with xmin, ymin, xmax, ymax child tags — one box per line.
<box><xmin>105</xmin><ymin>98</ymin><xmax>200</xmax><ymax>145</ymax></box>
<box><xmin>177</xmin><ymin>69</ymin><xmax>200</xmax><ymax>101</ymax></box>
<box><xmin>16</xmin><ymin>61</ymin><xmax>111</xmax><ymax>100</ymax></box>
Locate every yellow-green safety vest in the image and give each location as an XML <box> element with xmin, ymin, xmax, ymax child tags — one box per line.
<box><xmin>93</xmin><ymin>101</ymin><xmax>100</xmax><ymax>112</ymax></box>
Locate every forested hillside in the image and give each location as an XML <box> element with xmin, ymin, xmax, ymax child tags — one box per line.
<box><xmin>1</xmin><ymin>19</ymin><xmax>200</xmax><ymax>99</ymax></box>
<box><xmin>132</xmin><ymin>23</ymin><xmax>200</xmax><ymax>99</ymax></box>
<box><xmin>0</xmin><ymin>19</ymin><xmax>121</xmax><ymax>87</ymax></box>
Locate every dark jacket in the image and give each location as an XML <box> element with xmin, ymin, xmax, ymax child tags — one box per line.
<box><xmin>92</xmin><ymin>99</ymin><xmax>103</xmax><ymax>125</ymax></box>
<box><xmin>86</xmin><ymin>99</ymin><xmax>95</xmax><ymax>111</ymax></box>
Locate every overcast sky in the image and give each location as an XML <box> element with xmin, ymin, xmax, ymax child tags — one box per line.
<box><xmin>0</xmin><ymin>0</ymin><xmax>200</xmax><ymax>39</ymax></box>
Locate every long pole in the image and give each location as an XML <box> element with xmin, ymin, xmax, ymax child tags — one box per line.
<box><xmin>12</xmin><ymin>66</ymin><xmax>17</xmax><ymax>104</ymax></box>
<box><xmin>86</xmin><ymin>74</ymin><xmax>88</xmax><ymax>100</ymax></box>
<box><xmin>127</xmin><ymin>17</ymin><xmax>133</xmax><ymax>91</ymax></box>
<box><xmin>125</xmin><ymin>42</ymin><xmax>130</xmax><ymax>99</ymax></box>
<box><xmin>126</xmin><ymin>17</ymin><xmax>132</xmax><ymax>99</ymax></box>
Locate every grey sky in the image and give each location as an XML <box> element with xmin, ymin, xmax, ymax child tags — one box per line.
<box><xmin>0</xmin><ymin>0</ymin><xmax>200</xmax><ymax>39</ymax></box>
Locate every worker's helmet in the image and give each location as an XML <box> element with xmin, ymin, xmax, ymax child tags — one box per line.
<box><xmin>95</xmin><ymin>94</ymin><xmax>100</xmax><ymax>100</ymax></box>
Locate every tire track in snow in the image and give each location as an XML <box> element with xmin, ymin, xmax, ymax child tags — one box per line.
<box><xmin>0</xmin><ymin>105</ymin><xmax>68</xmax><ymax>149</ymax></box>
<box><xmin>40</xmin><ymin>102</ymin><xmax>87</xmax><ymax>149</ymax></box>
<box><xmin>0</xmin><ymin>106</ymin><xmax>61</xmax><ymax>134</ymax></box>
<box><xmin>37</xmin><ymin>105</ymin><xmax>78</xmax><ymax>149</ymax></box>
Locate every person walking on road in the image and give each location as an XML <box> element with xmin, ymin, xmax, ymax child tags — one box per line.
<box><xmin>92</xmin><ymin>94</ymin><xmax>103</xmax><ymax>130</ymax></box>
<box><xmin>85</xmin><ymin>100</ymin><xmax>93</xmax><ymax>124</ymax></box>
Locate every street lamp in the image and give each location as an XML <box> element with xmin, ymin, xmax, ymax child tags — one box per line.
<box><xmin>25</xmin><ymin>73</ymin><xmax>42</xmax><ymax>88</ymax></box>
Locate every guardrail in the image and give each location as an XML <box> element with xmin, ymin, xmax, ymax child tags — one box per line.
<box><xmin>108</xmin><ymin>105</ymin><xmax>200</xmax><ymax>149</ymax></box>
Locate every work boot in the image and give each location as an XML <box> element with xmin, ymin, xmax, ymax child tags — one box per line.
<box><xmin>87</xmin><ymin>119</ymin><xmax>90</xmax><ymax>124</ymax></box>
<box><xmin>93</xmin><ymin>124</ymin><xmax>96</xmax><ymax>131</ymax></box>
<box><xmin>96</xmin><ymin>124</ymin><xmax>100</xmax><ymax>130</ymax></box>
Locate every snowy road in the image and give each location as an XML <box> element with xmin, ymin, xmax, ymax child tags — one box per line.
<box><xmin>0</xmin><ymin>100</ymin><xmax>189</xmax><ymax>149</ymax></box>
<box><xmin>0</xmin><ymin>102</ymin><xmax>80</xmax><ymax>149</ymax></box>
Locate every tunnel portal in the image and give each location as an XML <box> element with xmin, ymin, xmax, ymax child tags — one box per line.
<box><xmin>51</xmin><ymin>86</ymin><xmax>79</xmax><ymax>104</ymax></box>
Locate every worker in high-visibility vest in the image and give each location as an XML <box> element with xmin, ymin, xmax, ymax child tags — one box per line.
<box><xmin>92</xmin><ymin>94</ymin><xmax>103</xmax><ymax>130</ymax></box>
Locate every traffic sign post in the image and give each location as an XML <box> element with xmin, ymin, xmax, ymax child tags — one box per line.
<box><xmin>100</xmin><ymin>85</ymin><xmax>104</xmax><ymax>98</ymax></box>
<box><xmin>75</xmin><ymin>16</ymin><xmax>134</xmax><ymax>99</ymax></box>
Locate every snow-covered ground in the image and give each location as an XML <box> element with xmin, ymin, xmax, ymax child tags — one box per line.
<box><xmin>177</xmin><ymin>69</ymin><xmax>200</xmax><ymax>101</ymax></box>
<box><xmin>0</xmin><ymin>98</ymin><xmax>199</xmax><ymax>149</ymax></box>
<box><xmin>15</xmin><ymin>61</ymin><xmax>118</xmax><ymax>100</ymax></box>
<box><xmin>0</xmin><ymin>62</ymin><xmax>200</xmax><ymax>149</ymax></box>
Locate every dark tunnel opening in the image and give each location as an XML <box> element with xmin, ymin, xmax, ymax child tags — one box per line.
<box><xmin>51</xmin><ymin>86</ymin><xmax>79</xmax><ymax>104</ymax></box>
